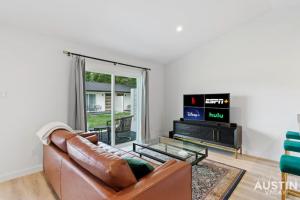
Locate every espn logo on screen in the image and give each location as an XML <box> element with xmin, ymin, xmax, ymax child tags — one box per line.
<box><xmin>205</xmin><ymin>99</ymin><xmax>229</xmax><ymax>105</ymax></box>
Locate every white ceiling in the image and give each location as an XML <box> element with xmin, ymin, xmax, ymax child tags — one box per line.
<box><xmin>0</xmin><ymin>0</ymin><xmax>299</xmax><ymax>64</ymax></box>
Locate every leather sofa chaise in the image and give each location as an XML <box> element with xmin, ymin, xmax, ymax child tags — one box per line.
<box><xmin>43</xmin><ymin>129</ymin><xmax>192</xmax><ymax>200</ymax></box>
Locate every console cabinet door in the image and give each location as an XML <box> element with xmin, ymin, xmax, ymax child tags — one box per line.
<box><xmin>218</xmin><ymin>127</ymin><xmax>235</xmax><ymax>146</ymax></box>
<box><xmin>174</xmin><ymin>123</ymin><xmax>214</xmax><ymax>141</ymax></box>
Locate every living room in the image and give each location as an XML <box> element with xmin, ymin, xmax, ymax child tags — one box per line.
<box><xmin>1</xmin><ymin>1</ymin><xmax>300</xmax><ymax>200</ymax></box>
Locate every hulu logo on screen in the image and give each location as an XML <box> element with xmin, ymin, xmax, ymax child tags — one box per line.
<box><xmin>208</xmin><ymin>112</ymin><xmax>224</xmax><ymax>119</ymax></box>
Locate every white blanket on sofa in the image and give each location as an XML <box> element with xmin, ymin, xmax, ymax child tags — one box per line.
<box><xmin>36</xmin><ymin>121</ymin><xmax>73</xmax><ymax>145</ymax></box>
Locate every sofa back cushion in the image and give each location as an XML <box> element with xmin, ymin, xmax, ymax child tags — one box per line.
<box><xmin>50</xmin><ymin>129</ymin><xmax>76</xmax><ymax>152</ymax></box>
<box><xmin>67</xmin><ymin>136</ymin><xmax>137</xmax><ymax>190</ymax></box>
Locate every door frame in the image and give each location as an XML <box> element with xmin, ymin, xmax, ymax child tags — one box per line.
<box><xmin>86</xmin><ymin>61</ymin><xmax>142</xmax><ymax>147</ymax></box>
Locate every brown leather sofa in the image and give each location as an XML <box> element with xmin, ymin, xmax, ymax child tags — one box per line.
<box><xmin>43</xmin><ymin>130</ymin><xmax>192</xmax><ymax>200</ymax></box>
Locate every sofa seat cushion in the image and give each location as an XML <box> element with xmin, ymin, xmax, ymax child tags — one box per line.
<box><xmin>124</xmin><ymin>157</ymin><xmax>154</xmax><ymax>180</ymax></box>
<box><xmin>50</xmin><ymin>129</ymin><xmax>76</xmax><ymax>152</ymax></box>
<box><xmin>67</xmin><ymin>136</ymin><xmax>137</xmax><ymax>190</ymax></box>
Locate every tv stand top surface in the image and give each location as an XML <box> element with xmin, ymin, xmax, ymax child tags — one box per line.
<box><xmin>175</xmin><ymin>120</ymin><xmax>237</xmax><ymax>129</ymax></box>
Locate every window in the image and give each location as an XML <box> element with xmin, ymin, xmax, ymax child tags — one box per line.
<box><xmin>86</xmin><ymin>93</ymin><xmax>96</xmax><ymax>112</ymax></box>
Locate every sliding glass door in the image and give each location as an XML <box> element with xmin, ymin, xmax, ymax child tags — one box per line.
<box><xmin>85</xmin><ymin>70</ymin><xmax>140</xmax><ymax>146</ymax></box>
<box><xmin>85</xmin><ymin>72</ymin><xmax>112</xmax><ymax>144</ymax></box>
<box><xmin>113</xmin><ymin>75</ymin><xmax>138</xmax><ymax>145</ymax></box>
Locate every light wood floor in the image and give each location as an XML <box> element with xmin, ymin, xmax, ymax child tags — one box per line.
<box><xmin>1</xmin><ymin>150</ymin><xmax>299</xmax><ymax>200</ymax></box>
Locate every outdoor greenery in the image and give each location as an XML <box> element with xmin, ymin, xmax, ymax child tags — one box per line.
<box><xmin>87</xmin><ymin>112</ymin><xmax>131</xmax><ymax>128</ymax></box>
<box><xmin>85</xmin><ymin>71</ymin><xmax>135</xmax><ymax>130</ymax></box>
<box><xmin>86</xmin><ymin>71</ymin><xmax>136</xmax><ymax>87</ymax></box>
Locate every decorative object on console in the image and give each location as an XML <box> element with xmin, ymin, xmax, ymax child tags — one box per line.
<box><xmin>169</xmin><ymin>130</ymin><xmax>174</xmax><ymax>138</ymax></box>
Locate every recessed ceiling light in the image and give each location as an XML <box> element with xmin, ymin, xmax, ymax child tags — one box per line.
<box><xmin>176</xmin><ymin>25</ymin><xmax>183</xmax><ymax>32</ymax></box>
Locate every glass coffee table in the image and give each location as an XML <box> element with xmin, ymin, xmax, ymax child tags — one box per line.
<box><xmin>133</xmin><ymin>137</ymin><xmax>208</xmax><ymax>165</ymax></box>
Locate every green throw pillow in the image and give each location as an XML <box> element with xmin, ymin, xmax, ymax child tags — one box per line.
<box><xmin>124</xmin><ymin>157</ymin><xmax>154</xmax><ymax>180</ymax></box>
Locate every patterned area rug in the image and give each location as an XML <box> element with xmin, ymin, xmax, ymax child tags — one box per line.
<box><xmin>192</xmin><ymin>159</ymin><xmax>245</xmax><ymax>200</ymax></box>
<box><xmin>131</xmin><ymin>149</ymin><xmax>245</xmax><ymax>200</ymax></box>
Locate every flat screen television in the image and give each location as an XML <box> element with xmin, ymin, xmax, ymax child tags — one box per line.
<box><xmin>183</xmin><ymin>93</ymin><xmax>230</xmax><ymax>123</ymax></box>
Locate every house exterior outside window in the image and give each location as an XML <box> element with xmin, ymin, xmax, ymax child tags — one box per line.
<box><xmin>85</xmin><ymin>82</ymin><xmax>135</xmax><ymax>113</ymax></box>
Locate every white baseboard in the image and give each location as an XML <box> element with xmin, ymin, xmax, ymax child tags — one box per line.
<box><xmin>0</xmin><ymin>164</ymin><xmax>43</xmax><ymax>183</ymax></box>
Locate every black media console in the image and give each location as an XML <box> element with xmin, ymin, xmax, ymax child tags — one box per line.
<box><xmin>170</xmin><ymin>120</ymin><xmax>242</xmax><ymax>158</ymax></box>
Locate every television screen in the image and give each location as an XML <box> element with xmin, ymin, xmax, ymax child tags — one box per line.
<box><xmin>183</xmin><ymin>93</ymin><xmax>230</xmax><ymax>123</ymax></box>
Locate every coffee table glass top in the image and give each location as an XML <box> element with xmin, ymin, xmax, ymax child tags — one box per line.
<box><xmin>133</xmin><ymin>137</ymin><xmax>208</xmax><ymax>165</ymax></box>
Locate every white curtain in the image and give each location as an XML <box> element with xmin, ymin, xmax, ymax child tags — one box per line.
<box><xmin>68</xmin><ymin>56</ymin><xmax>87</xmax><ymax>131</ymax></box>
<box><xmin>141</xmin><ymin>70</ymin><xmax>150</xmax><ymax>143</ymax></box>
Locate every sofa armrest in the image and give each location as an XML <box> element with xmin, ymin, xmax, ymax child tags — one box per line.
<box><xmin>113</xmin><ymin>160</ymin><xmax>192</xmax><ymax>200</ymax></box>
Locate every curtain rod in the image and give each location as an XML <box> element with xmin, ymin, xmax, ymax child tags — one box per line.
<box><xmin>63</xmin><ymin>50</ymin><xmax>151</xmax><ymax>71</ymax></box>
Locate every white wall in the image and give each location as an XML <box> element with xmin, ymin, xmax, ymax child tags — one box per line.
<box><xmin>96</xmin><ymin>92</ymin><xmax>106</xmax><ymax>112</ymax></box>
<box><xmin>0</xmin><ymin>26</ymin><xmax>165</xmax><ymax>182</ymax></box>
<box><xmin>164</xmin><ymin>7</ymin><xmax>300</xmax><ymax>161</ymax></box>
<box><xmin>124</xmin><ymin>93</ymin><xmax>131</xmax><ymax>111</ymax></box>
<box><xmin>115</xmin><ymin>96</ymin><xmax>124</xmax><ymax>112</ymax></box>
